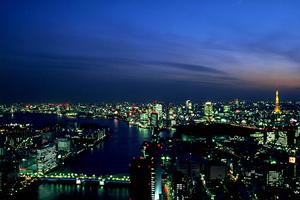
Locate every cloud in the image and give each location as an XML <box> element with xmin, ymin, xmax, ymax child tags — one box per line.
<box><xmin>147</xmin><ymin>61</ymin><xmax>227</xmax><ymax>75</ymax></box>
<box><xmin>1</xmin><ymin>54</ymin><xmax>140</xmax><ymax>71</ymax></box>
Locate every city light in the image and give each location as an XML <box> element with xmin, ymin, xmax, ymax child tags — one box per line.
<box><xmin>1</xmin><ymin>1</ymin><xmax>300</xmax><ymax>199</ymax></box>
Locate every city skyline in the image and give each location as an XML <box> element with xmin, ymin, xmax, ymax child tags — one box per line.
<box><xmin>1</xmin><ymin>0</ymin><xmax>300</xmax><ymax>102</ymax></box>
<box><xmin>2</xmin><ymin>1</ymin><xmax>300</xmax><ymax>199</ymax></box>
<box><xmin>0</xmin><ymin>86</ymin><xmax>294</xmax><ymax>105</ymax></box>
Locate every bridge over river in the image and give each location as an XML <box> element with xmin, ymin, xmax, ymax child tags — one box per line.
<box><xmin>20</xmin><ymin>172</ymin><xmax>130</xmax><ymax>186</ymax></box>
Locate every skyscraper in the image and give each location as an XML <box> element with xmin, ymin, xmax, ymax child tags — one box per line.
<box><xmin>154</xmin><ymin>103</ymin><xmax>163</xmax><ymax>120</ymax></box>
<box><xmin>274</xmin><ymin>88</ymin><xmax>281</xmax><ymax>113</ymax></box>
<box><xmin>150</xmin><ymin>111</ymin><xmax>159</xmax><ymax>128</ymax></box>
<box><xmin>185</xmin><ymin>100</ymin><xmax>192</xmax><ymax>112</ymax></box>
<box><xmin>204</xmin><ymin>101</ymin><xmax>213</xmax><ymax>122</ymax></box>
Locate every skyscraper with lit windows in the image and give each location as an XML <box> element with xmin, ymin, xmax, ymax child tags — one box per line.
<box><xmin>204</xmin><ymin>101</ymin><xmax>213</xmax><ymax>122</ymax></box>
<box><xmin>185</xmin><ymin>100</ymin><xmax>192</xmax><ymax>113</ymax></box>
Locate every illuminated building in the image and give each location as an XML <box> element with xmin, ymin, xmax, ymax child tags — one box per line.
<box><xmin>141</xmin><ymin>142</ymin><xmax>163</xmax><ymax>200</ymax></box>
<box><xmin>37</xmin><ymin>145</ymin><xmax>57</xmax><ymax>174</ymax></box>
<box><xmin>154</xmin><ymin>103</ymin><xmax>163</xmax><ymax>120</ymax></box>
<box><xmin>295</xmin><ymin>126</ymin><xmax>300</xmax><ymax>145</ymax></box>
<box><xmin>19</xmin><ymin>156</ymin><xmax>37</xmax><ymax>174</ymax></box>
<box><xmin>167</xmin><ymin>107</ymin><xmax>176</xmax><ymax>127</ymax></box>
<box><xmin>288</xmin><ymin>156</ymin><xmax>297</xmax><ymax>178</ymax></box>
<box><xmin>185</xmin><ymin>100</ymin><xmax>192</xmax><ymax>112</ymax></box>
<box><xmin>153</xmin><ymin>144</ymin><xmax>163</xmax><ymax>200</ymax></box>
<box><xmin>296</xmin><ymin>126</ymin><xmax>300</xmax><ymax>138</ymax></box>
<box><xmin>150</xmin><ymin>111</ymin><xmax>159</xmax><ymax>128</ymax></box>
<box><xmin>223</xmin><ymin>105</ymin><xmax>230</xmax><ymax>113</ymax></box>
<box><xmin>266</xmin><ymin>132</ymin><xmax>276</xmax><ymax>144</ymax></box>
<box><xmin>140</xmin><ymin>112</ymin><xmax>148</xmax><ymax>122</ymax></box>
<box><xmin>0</xmin><ymin>136</ymin><xmax>6</xmax><ymax>160</ymax></box>
<box><xmin>235</xmin><ymin>99</ymin><xmax>240</xmax><ymax>107</ymax></box>
<box><xmin>204</xmin><ymin>101</ymin><xmax>213</xmax><ymax>122</ymax></box>
<box><xmin>57</xmin><ymin>138</ymin><xmax>71</xmax><ymax>153</ymax></box>
<box><xmin>168</xmin><ymin>107</ymin><xmax>174</xmax><ymax>120</ymax></box>
<box><xmin>275</xmin><ymin>131</ymin><xmax>287</xmax><ymax>146</ymax></box>
<box><xmin>267</xmin><ymin>170</ymin><xmax>283</xmax><ymax>187</ymax></box>
<box><xmin>0</xmin><ymin>148</ymin><xmax>5</xmax><ymax>158</ymax></box>
<box><xmin>250</xmin><ymin>132</ymin><xmax>264</xmax><ymax>145</ymax></box>
<box><xmin>10</xmin><ymin>106</ymin><xmax>14</xmax><ymax>119</ymax></box>
<box><xmin>274</xmin><ymin>88</ymin><xmax>281</xmax><ymax>113</ymax></box>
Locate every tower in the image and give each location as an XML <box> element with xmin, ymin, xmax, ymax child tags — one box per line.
<box><xmin>274</xmin><ymin>88</ymin><xmax>280</xmax><ymax>113</ymax></box>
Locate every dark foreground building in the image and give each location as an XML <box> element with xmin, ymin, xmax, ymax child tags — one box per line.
<box><xmin>129</xmin><ymin>157</ymin><xmax>152</xmax><ymax>200</ymax></box>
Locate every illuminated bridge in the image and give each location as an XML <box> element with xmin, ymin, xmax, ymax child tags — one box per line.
<box><xmin>20</xmin><ymin>172</ymin><xmax>130</xmax><ymax>186</ymax></box>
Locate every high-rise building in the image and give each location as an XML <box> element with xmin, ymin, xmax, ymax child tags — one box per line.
<box><xmin>129</xmin><ymin>157</ymin><xmax>152</xmax><ymax>200</ymax></box>
<box><xmin>296</xmin><ymin>126</ymin><xmax>300</xmax><ymax>138</ymax></box>
<box><xmin>0</xmin><ymin>136</ymin><xmax>5</xmax><ymax>159</ymax></box>
<box><xmin>168</xmin><ymin>107</ymin><xmax>176</xmax><ymax>127</ymax></box>
<box><xmin>274</xmin><ymin>88</ymin><xmax>281</xmax><ymax>113</ymax></box>
<box><xmin>139</xmin><ymin>111</ymin><xmax>149</xmax><ymax>127</ymax></box>
<box><xmin>293</xmin><ymin>126</ymin><xmax>300</xmax><ymax>145</ymax></box>
<box><xmin>150</xmin><ymin>111</ymin><xmax>159</xmax><ymax>128</ymax></box>
<box><xmin>204</xmin><ymin>101</ymin><xmax>213</xmax><ymax>122</ymax></box>
<box><xmin>140</xmin><ymin>142</ymin><xmax>164</xmax><ymax>200</ymax></box>
<box><xmin>185</xmin><ymin>100</ymin><xmax>192</xmax><ymax>112</ymax></box>
<box><xmin>154</xmin><ymin>103</ymin><xmax>163</xmax><ymax>120</ymax></box>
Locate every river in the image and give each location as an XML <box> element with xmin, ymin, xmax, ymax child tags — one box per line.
<box><xmin>0</xmin><ymin>113</ymin><xmax>151</xmax><ymax>200</ymax></box>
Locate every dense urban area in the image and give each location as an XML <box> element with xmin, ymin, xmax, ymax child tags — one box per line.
<box><xmin>0</xmin><ymin>90</ymin><xmax>300</xmax><ymax>199</ymax></box>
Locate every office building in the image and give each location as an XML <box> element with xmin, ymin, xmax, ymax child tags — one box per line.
<box><xmin>204</xmin><ymin>101</ymin><xmax>213</xmax><ymax>122</ymax></box>
<box><xmin>37</xmin><ymin>145</ymin><xmax>57</xmax><ymax>174</ymax></box>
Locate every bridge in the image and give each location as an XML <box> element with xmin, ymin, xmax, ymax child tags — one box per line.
<box><xmin>20</xmin><ymin>172</ymin><xmax>130</xmax><ymax>186</ymax></box>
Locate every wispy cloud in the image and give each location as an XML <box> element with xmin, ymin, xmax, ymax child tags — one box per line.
<box><xmin>146</xmin><ymin>61</ymin><xmax>226</xmax><ymax>75</ymax></box>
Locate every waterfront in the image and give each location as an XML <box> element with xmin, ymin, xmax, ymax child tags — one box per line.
<box><xmin>16</xmin><ymin>183</ymin><xmax>130</xmax><ymax>200</ymax></box>
<box><xmin>0</xmin><ymin>113</ymin><xmax>151</xmax><ymax>199</ymax></box>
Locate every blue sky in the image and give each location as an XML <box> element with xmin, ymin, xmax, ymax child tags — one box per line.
<box><xmin>1</xmin><ymin>0</ymin><xmax>300</xmax><ymax>102</ymax></box>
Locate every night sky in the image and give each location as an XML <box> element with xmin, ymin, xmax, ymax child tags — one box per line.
<box><xmin>1</xmin><ymin>0</ymin><xmax>300</xmax><ymax>103</ymax></box>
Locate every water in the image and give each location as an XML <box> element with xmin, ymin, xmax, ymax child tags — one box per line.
<box><xmin>57</xmin><ymin>118</ymin><xmax>151</xmax><ymax>175</ymax></box>
<box><xmin>18</xmin><ymin>183</ymin><xmax>130</xmax><ymax>200</ymax></box>
<box><xmin>0</xmin><ymin>113</ymin><xmax>151</xmax><ymax>199</ymax></box>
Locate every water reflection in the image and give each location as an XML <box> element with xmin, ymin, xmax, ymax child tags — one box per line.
<box><xmin>29</xmin><ymin>184</ymin><xmax>129</xmax><ymax>200</ymax></box>
<box><xmin>4</xmin><ymin>113</ymin><xmax>151</xmax><ymax>200</ymax></box>
<box><xmin>113</xmin><ymin>119</ymin><xmax>119</xmax><ymax>129</ymax></box>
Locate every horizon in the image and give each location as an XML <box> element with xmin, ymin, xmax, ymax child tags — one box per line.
<box><xmin>1</xmin><ymin>93</ymin><xmax>299</xmax><ymax>105</ymax></box>
<box><xmin>0</xmin><ymin>87</ymin><xmax>298</xmax><ymax>104</ymax></box>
